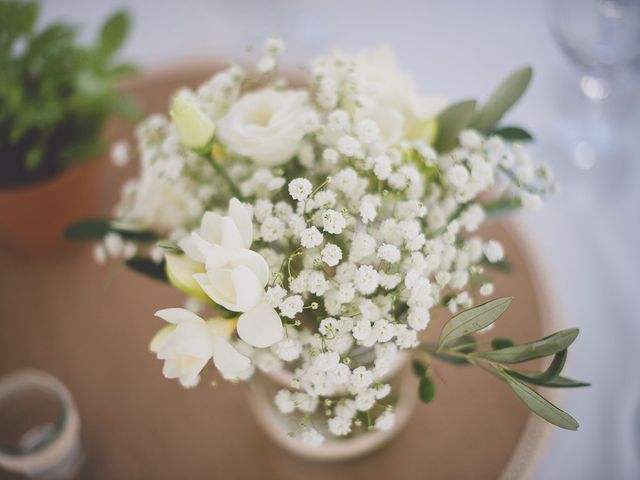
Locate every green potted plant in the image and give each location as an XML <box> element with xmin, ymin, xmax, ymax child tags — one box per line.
<box><xmin>0</xmin><ymin>0</ymin><xmax>137</xmax><ymax>251</ymax></box>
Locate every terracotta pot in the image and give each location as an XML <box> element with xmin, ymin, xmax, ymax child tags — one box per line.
<box><xmin>0</xmin><ymin>160</ymin><xmax>103</xmax><ymax>253</ymax></box>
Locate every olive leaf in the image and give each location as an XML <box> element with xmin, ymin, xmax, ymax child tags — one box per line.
<box><xmin>509</xmin><ymin>373</ymin><xmax>590</xmax><ymax>388</ymax></box>
<box><xmin>492</xmin><ymin>126</ymin><xmax>533</xmax><ymax>142</ymax></box>
<box><xmin>483</xmin><ymin>196</ymin><xmax>523</xmax><ymax>219</ymax></box>
<box><xmin>418</xmin><ymin>376</ymin><xmax>436</xmax><ymax>403</ymax></box>
<box><xmin>434</xmin><ymin>99</ymin><xmax>477</xmax><ymax>152</ymax></box>
<box><xmin>470</xmin><ymin>66</ymin><xmax>533</xmax><ymax>133</ymax></box>
<box><xmin>491</xmin><ymin>337</ymin><xmax>515</xmax><ymax>350</ymax></box>
<box><xmin>502</xmin><ymin>372</ymin><xmax>579</xmax><ymax>430</ymax></box>
<box><xmin>412</xmin><ymin>360</ymin><xmax>428</xmax><ymax>378</ymax></box>
<box><xmin>473</xmin><ymin>328</ymin><xmax>579</xmax><ymax>364</ymax></box>
<box><xmin>438</xmin><ymin>296</ymin><xmax>513</xmax><ymax>348</ymax></box>
<box><xmin>506</xmin><ymin>349</ymin><xmax>590</xmax><ymax>388</ymax></box>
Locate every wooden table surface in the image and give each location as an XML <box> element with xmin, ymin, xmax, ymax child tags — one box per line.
<box><xmin>0</xmin><ymin>69</ymin><xmax>554</xmax><ymax>480</ymax></box>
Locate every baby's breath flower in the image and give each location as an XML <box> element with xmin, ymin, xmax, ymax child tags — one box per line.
<box><xmin>321</xmin><ymin>209</ymin><xmax>347</xmax><ymax>234</ymax></box>
<box><xmin>280</xmin><ymin>295</ymin><xmax>304</xmax><ymax>318</ymax></box>
<box><xmin>300</xmin><ymin>226</ymin><xmax>324</xmax><ymax>248</ymax></box>
<box><xmin>321</xmin><ymin>243</ymin><xmax>342</xmax><ymax>266</ymax></box>
<box><xmin>484</xmin><ymin>240</ymin><xmax>505</xmax><ymax>263</ymax></box>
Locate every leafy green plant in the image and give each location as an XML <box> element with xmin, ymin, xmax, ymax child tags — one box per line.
<box><xmin>0</xmin><ymin>1</ymin><xmax>137</xmax><ymax>187</ymax></box>
<box><xmin>417</xmin><ymin>297</ymin><xmax>589</xmax><ymax>430</ymax></box>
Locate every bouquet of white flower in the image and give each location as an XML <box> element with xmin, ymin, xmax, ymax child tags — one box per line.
<box><xmin>68</xmin><ymin>38</ymin><xmax>587</xmax><ymax>453</ymax></box>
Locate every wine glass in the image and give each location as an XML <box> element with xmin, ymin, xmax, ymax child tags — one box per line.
<box><xmin>545</xmin><ymin>0</ymin><xmax>640</xmax><ymax>199</ymax></box>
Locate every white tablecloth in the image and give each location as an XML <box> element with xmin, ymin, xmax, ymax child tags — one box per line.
<box><xmin>40</xmin><ymin>1</ymin><xmax>640</xmax><ymax>478</ymax></box>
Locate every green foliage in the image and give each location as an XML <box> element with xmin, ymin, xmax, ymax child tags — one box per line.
<box><xmin>438</xmin><ymin>297</ymin><xmax>513</xmax><ymax>348</ymax></box>
<box><xmin>491</xmin><ymin>337</ymin><xmax>515</xmax><ymax>350</ymax></box>
<box><xmin>125</xmin><ymin>257</ymin><xmax>168</xmax><ymax>282</ymax></box>
<box><xmin>412</xmin><ymin>359</ymin><xmax>428</xmax><ymax>378</ymax></box>
<box><xmin>434</xmin><ymin>99</ymin><xmax>477</xmax><ymax>152</ymax></box>
<box><xmin>473</xmin><ymin>328</ymin><xmax>579</xmax><ymax>364</ymax></box>
<box><xmin>64</xmin><ymin>217</ymin><xmax>157</xmax><ymax>241</ymax></box>
<box><xmin>483</xmin><ymin>195</ymin><xmax>523</xmax><ymax>220</ymax></box>
<box><xmin>423</xmin><ymin>299</ymin><xmax>588</xmax><ymax>430</ymax></box>
<box><xmin>412</xmin><ymin>360</ymin><xmax>436</xmax><ymax>403</ymax></box>
<box><xmin>432</xmin><ymin>67</ymin><xmax>533</xmax><ymax>153</ymax></box>
<box><xmin>0</xmin><ymin>1</ymin><xmax>137</xmax><ymax>187</ymax></box>
<box><xmin>502</xmin><ymin>373</ymin><xmax>579</xmax><ymax>430</ymax></box>
<box><xmin>418</xmin><ymin>376</ymin><xmax>436</xmax><ymax>403</ymax></box>
<box><xmin>470</xmin><ymin>66</ymin><xmax>533</xmax><ymax>134</ymax></box>
<box><xmin>491</xmin><ymin>126</ymin><xmax>533</xmax><ymax>142</ymax></box>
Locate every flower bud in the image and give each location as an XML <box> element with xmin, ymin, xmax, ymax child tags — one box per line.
<box><xmin>170</xmin><ymin>91</ymin><xmax>215</xmax><ymax>150</ymax></box>
<box><xmin>165</xmin><ymin>252</ymin><xmax>210</xmax><ymax>301</ymax></box>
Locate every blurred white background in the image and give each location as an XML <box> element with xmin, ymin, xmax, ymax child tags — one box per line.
<box><xmin>39</xmin><ymin>1</ymin><xmax>640</xmax><ymax>478</ymax></box>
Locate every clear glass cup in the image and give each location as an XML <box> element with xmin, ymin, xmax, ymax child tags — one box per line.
<box><xmin>545</xmin><ymin>0</ymin><xmax>640</xmax><ymax>201</ymax></box>
<box><xmin>0</xmin><ymin>370</ymin><xmax>83</xmax><ymax>479</ymax></box>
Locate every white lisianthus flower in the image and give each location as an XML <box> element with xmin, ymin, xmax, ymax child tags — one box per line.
<box><xmin>170</xmin><ymin>89</ymin><xmax>216</xmax><ymax>149</ymax></box>
<box><xmin>150</xmin><ymin>308</ymin><xmax>250</xmax><ymax>385</ymax></box>
<box><xmin>218</xmin><ymin>89</ymin><xmax>314</xmax><ymax>166</ymax></box>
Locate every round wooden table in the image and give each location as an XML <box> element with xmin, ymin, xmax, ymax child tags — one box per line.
<box><xmin>0</xmin><ymin>68</ymin><xmax>560</xmax><ymax>480</ymax></box>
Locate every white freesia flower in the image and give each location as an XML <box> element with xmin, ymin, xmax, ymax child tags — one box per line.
<box><xmin>179</xmin><ymin>197</ymin><xmax>253</xmax><ymax>262</ymax></box>
<box><xmin>150</xmin><ymin>308</ymin><xmax>250</xmax><ymax>385</ymax></box>
<box><xmin>174</xmin><ymin>199</ymin><xmax>283</xmax><ymax>348</ymax></box>
<box><xmin>218</xmin><ymin>89</ymin><xmax>313</xmax><ymax>166</ymax></box>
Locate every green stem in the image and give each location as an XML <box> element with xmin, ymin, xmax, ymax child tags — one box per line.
<box><xmin>204</xmin><ymin>154</ymin><xmax>244</xmax><ymax>201</ymax></box>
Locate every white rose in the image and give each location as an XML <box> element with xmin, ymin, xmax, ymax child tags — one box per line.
<box><xmin>217</xmin><ymin>89</ymin><xmax>313</xmax><ymax>166</ymax></box>
<box><xmin>150</xmin><ymin>308</ymin><xmax>251</xmax><ymax>385</ymax></box>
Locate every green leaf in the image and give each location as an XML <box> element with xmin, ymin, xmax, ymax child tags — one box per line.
<box><xmin>125</xmin><ymin>257</ymin><xmax>168</xmax><ymax>282</ymax></box>
<box><xmin>109</xmin><ymin>62</ymin><xmax>138</xmax><ymax>78</ymax></box>
<box><xmin>0</xmin><ymin>1</ymin><xmax>39</xmax><ymax>41</ymax></box>
<box><xmin>502</xmin><ymin>373</ymin><xmax>579</xmax><ymax>430</ymax></box>
<box><xmin>98</xmin><ymin>10</ymin><xmax>130</xmax><ymax>56</ymax></box>
<box><xmin>434</xmin><ymin>99</ymin><xmax>477</xmax><ymax>152</ymax></box>
<box><xmin>507</xmin><ymin>349</ymin><xmax>589</xmax><ymax>388</ymax></box>
<box><xmin>438</xmin><ymin>296</ymin><xmax>513</xmax><ymax>348</ymax></box>
<box><xmin>492</xmin><ymin>126</ymin><xmax>534</xmax><ymax>142</ymax></box>
<box><xmin>470</xmin><ymin>66</ymin><xmax>533</xmax><ymax>133</ymax></box>
<box><xmin>418</xmin><ymin>376</ymin><xmax>436</xmax><ymax>403</ymax></box>
<box><xmin>491</xmin><ymin>337</ymin><xmax>515</xmax><ymax>350</ymax></box>
<box><xmin>474</xmin><ymin>328</ymin><xmax>579</xmax><ymax>364</ymax></box>
<box><xmin>484</xmin><ymin>196</ymin><xmax>523</xmax><ymax>219</ymax></box>
<box><xmin>412</xmin><ymin>360</ymin><xmax>428</xmax><ymax>378</ymax></box>
<box><xmin>508</xmin><ymin>373</ymin><xmax>590</xmax><ymax>388</ymax></box>
<box><xmin>64</xmin><ymin>218</ymin><xmax>158</xmax><ymax>241</ymax></box>
<box><xmin>25</xmin><ymin>147</ymin><xmax>43</xmax><ymax>171</ymax></box>
<box><xmin>64</xmin><ymin>218</ymin><xmax>112</xmax><ymax>240</ymax></box>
